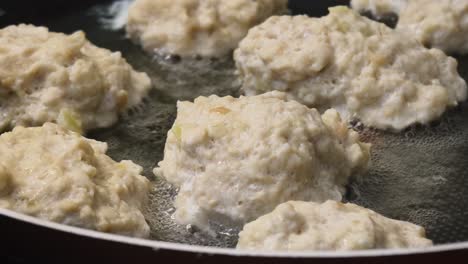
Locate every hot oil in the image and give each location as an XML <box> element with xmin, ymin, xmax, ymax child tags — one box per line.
<box><xmin>346</xmin><ymin>102</ymin><xmax>468</xmax><ymax>244</ymax></box>
<box><xmin>40</xmin><ymin>1</ymin><xmax>468</xmax><ymax>247</ymax></box>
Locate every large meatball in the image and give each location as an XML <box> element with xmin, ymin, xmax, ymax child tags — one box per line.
<box><xmin>126</xmin><ymin>0</ymin><xmax>288</xmax><ymax>57</ymax></box>
<box><xmin>0</xmin><ymin>123</ymin><xmax>151</xmax><ymax>238</ymax></box>
<box><xmin>234</xmin><ymin>7</ymin><xmax>466</xmax><ymax>131</ymax></box>
<box><xmin>0</xmin><ymin>24</ymin><xmax>151</xmax><ymax>133</ymax></box>
<box><xmin>154</xmin><ymin>91</ymin><xmax>370</xmax><ymax>232</ymax></box>
<box><xmin>237</xmin><ymin>200</ymin><xmax>433</xmax><ymax>250</ymax></box>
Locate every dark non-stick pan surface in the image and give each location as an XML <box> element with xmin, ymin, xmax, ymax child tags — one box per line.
<box><xmin>1</xmin><ymin>0</ymin><xmax>468</xmax><ymax>259</ymax></box>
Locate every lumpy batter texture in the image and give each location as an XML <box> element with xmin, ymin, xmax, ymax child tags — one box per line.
<box><xmin>237</xmin><ymin>200</ymin><xmax>433</xmax><ymax>251</ymax></box>
<box><xmin>0</xmin><ymin>24</ymin><xmax>151</xmax><ymax>133</ymax></box>
<box><xmin>351</xmin><ymin>0</ymin><xmax>468</xmax><ymax>54</ymax></box>
<box><xmin>0</xmin><ymin>123</ymin><xmax>151</xmax><ymax>238</ymax></box>
<box><xmin>234</xmin><ymin>7</ymin><xmax>467</xmax><ymax>131</ymax></box>
<box><xmin>154</xmin><ymin>92</ymin><xmax>370</xmax><ymax>232</ymax></box>
<box><xmin>126</xmin><ymin>0</ymin><xmax>288</xmax><ymax>57</ymax></box>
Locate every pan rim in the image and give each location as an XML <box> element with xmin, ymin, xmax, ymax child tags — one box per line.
<box><xmin>2</xmin><ymin>207</ymin><xmax>467</xmax><ymax>258</ymax></box>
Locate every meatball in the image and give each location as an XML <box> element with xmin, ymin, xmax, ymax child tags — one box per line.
<box><xmin>352</xmin><ymin>0</ymin><xmax>468</xmax><ymax>54</ymax></box>
<box><xmin>0</xmin><ymin>24</ymin><xmax>151</xmax><ymax>133</ymax></box>
<box><xmin>234</xmin><ymin>7</ymin><xmax>466</xmax><ymax>131</ymax></box>
<box><xmin>0</xmin><ymin>123</ymin><xmax>151</xmax><ymax>238</ymax></box>
<box><xmin>237</xmin><ymin>200</ymin><xmax>433</xmax><ymax>250</ymax></box>
<box><xmin>126</xmin><ymin>0</ymin><xmax>288</xmax><ymax>57</ymax></box>
<box><xmin>154</xmin><ymin>91</ymin><xmax>370</xmax><ymax>232</ymax></box>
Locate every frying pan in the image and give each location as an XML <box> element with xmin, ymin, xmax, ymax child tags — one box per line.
<box><xmin>1</xmin><ymin>0</ymin><xmax>468</xmax><ymax>263</ymax></box>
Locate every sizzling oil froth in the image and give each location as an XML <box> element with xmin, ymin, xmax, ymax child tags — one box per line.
<box><xmin>346</xmin><ymin>104</ymin><xmax>468</xmax><ymax>245</ymax></box>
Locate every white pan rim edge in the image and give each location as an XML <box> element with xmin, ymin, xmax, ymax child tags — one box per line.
<box><xmin>2</xmin><ymin>207</ymin><xmax>466</xmax><ymax>258</ymax></box>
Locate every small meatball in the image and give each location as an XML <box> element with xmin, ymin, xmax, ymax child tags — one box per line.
<box><xmin>154</xmin><ymin>91</ymin><xmax>370</xmax><ymax>232</ymax></box>
<box><xmin>0</xmin><ymin>24</ymin><xmax>151</xmax><ymax>133</ymax></box>
<box><xmin>352</xmin><ymin>0</ymin><xmax>468</xmax><ymax>54</ymax></box>
<box><xmin>126</xmin><ymin>0</ymin><xmax>288</xmax><ymax>58</ymax></box>
<box><xmin>0</xmin><ymin>123</ymin><xmax>151</xmax><ymax>238</ymax></box>
<box><xmin>237</xmin><ymin>200</ymin><xmax>433</xmax><ymax>251</ymax></box>
<box><xmin>234</xmin><ymin>7</ymin><xmax>467</xmax><ymax>131</ymax></box>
